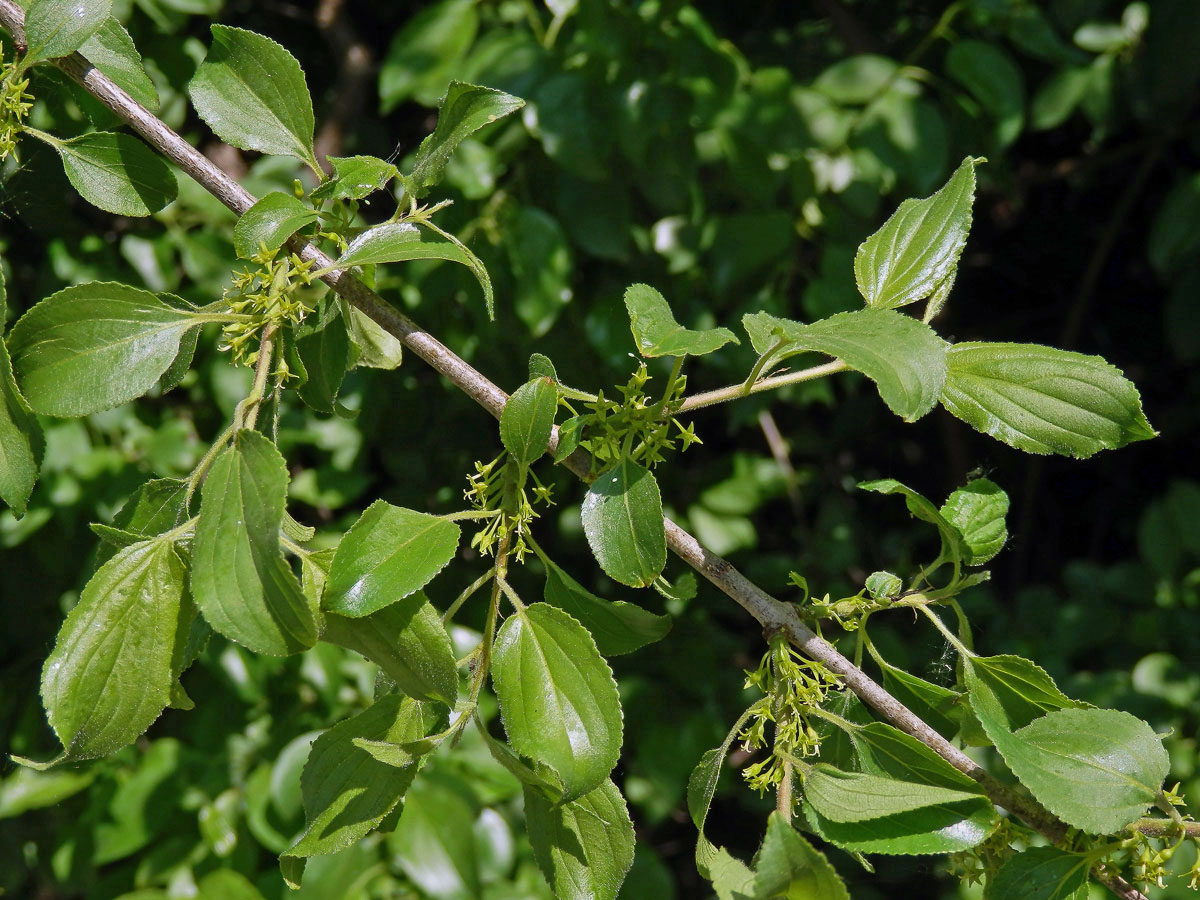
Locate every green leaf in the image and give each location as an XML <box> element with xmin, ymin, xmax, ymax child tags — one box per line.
<box><xmin>708</xmin><ymin>848</ymin><xmax>756</xmax><ymax>900</ymax></box>
<box><xmin>0</xmin><ymin>766</ymin><xmax>96</xmax><ymax>819</ymax></box>
<box><xmin>7</xmin><ymin>282</ymin><xmax>202</xmax><ymax>416</ymax></box>
<box><xmin>804</xmin><ymin>794</ymin><xmax>996</xmax><ymax>856</ymax></box>
<box><xmin>877</xmin><ymin>663</ymin><xmax>962</xmax><ymax>741</ymax></box>
<box><xmin>581</xmin><ymin>459</ymin><xmax>666</xmax><ymax>588</ymax></box>
<box><xmin>985</xmin><ymin>847</ymin><xmax>1091</xmax><ymax>900</ymax></box>
<box><xmin>80</xmin><ymin>17</ymin><xmax>158</xmax><ymax>110</ymax></box>
<box><xmin>378</xmin><ymin>0</ymin><xmax>479</xmax><ymax>110</ymax></box>
<box><xmin>492</xmin><ymin>603</ymin><xmax>622</xmax><ymax>802</ymax></box>
<box><xmin>742</xmin><ymin>309</ymin><xmax>948</xmax><ymax>422</ymax></box>
<box><xmin>541</xmin><ymin>556</ymin><xmax>671</xmax><ymax>656</ymax></box>
<box><xmin>389</xmin><ymin>773</ymin><xmax>482</xmax><ymax>899</ymax></box>
<box><xmin>853</xmin><ymin>157</ymin><xmax>978</xmax><ymax>312</ymax></box>
<box><xmin>478</xmin><ymin>727</ymin><xmax>565</xmax><ymax>804</ymax></box>
<box><xmin>406</xmin><ymin>81</ymin><xmax>524</xmax><ymax>199</ymax></box>
<box><xmin>197</xmin><ymin>870</ymin><xmax>266</xmax><ymax>900</ymax></box>
<box><xmin>754</xmin><ymin>812</ymin><xmax>850</xmax><ymax>900</ymax></box>
<box><xmin>23</xmin><ymin>0</ymin><xmax>111</xmax><ymax>65</ymax></box>
<box><xmin>554</xmin><ymin>414</ymin><xmax>585</xmax><ymax>463</ymax></box>
<box><xmin>40</xmin><ymin>537</ymin><xmax>186</xmax><ymax>759</ymax></box>
<box><xmin>528</xmin><ymin>352</ymin><xmax>558</xmax><ymax>382</ymax></box>
<box><xmin>0</xmin><ymin>270</ymin><xmax>41</xmax><ymax>516</ymax></box>
<box><xmin>525</xmin><ymin>778</ymin><xmax>635</xmax><ymax>900</ymax></box>
<box><xmin>856</xmin><ymin>478</ymin><xmax>966</xmax><ymax>565</ymax></box>
<box><xmin>966</xmin><ymin>661</ymin><xmax>1167</xmax><ymax>833</ymax></box>
<box><xmin>500</xmin><ymin>377</ymin><xmax>557</xmax><ymax>467</ymax></box>
<box><xmin>946</xmin><ymin>43</ymin><xmax>1025</xmax><ymax>146</ymax></box>
<box><xmin>850</xmin><ymin>722</ymin><xmax>984</xmax><ymax>793</ymax></box>
<box><xmin>44</xmin><ymin>131</ymin><xmax>177</xmax><ymax>216</ymax></box>
<box><xmin>966</xmin><ymin>655</ymin><xmax>1077</xmax><ymax>731</ymax></box>
<box><xmin>865</xmin><ymin>571</ymin><xmax>902</xmax><ymax>599</ymax></box>
<box><xmin>804</xmin><ymin>766</ymin><xmax>985</xmax><ymax>822</ymax></box>
<box><xmin>310</xmin><ymin>156</ymin><xmax>399</xmax><ymax>202</ymax></box>
<box><xmin>284</xmin><ymin>695</ymin><xmax>443</xmax><ymax>858</ymax></box>
<box><xmin>233</xmin><ymin>192</ymin><xmax>319</xmax><ymax>259</ymax></box>
<box><xmin>94</xmin><ymin>477</ymin><xmax>190</xmax><ymax>564</ymax></box>
<box><xmin>337</xmin><ymin>222</ymin><xmax>493</xmax><ymax>315</ymax></box>
<box><xmin>624</xmin><ymin>283</ymin><xmax>738</xmax><ymax>358</ymax></box>
<box><xmin>940</xmin><ymin>479</ymin><xmax>1008</xmax><ymax>565</ymax></box>
<box><xmin>294</xmin><ymin>298</ymin><xmax>350</xmax><ymax>416</ymax></box>
<box><xmin>321</xmin><ymin>592</ymin><xmax>458</xmax><ymax>704</ymax></box>
<box><xmin>323</xmin><ymin>500</ymin><xmax>460</xmax><ymax>618</ymax></box>
<box><xmin>191</xmin><ymin>429</ymin><xmax>318</xmax><ymax>656</ymax></box>
<box><xmin>189</xmin><ymin>25</ymin><xmax>319</xmax><ymax>173</ymax></box>
<box><xmin>687</xmin><ymin>710</ymin><xmax>758</xmax><ymax>874</ymax></box>
<box><xmin>940</xmin><ymin>342</ymin><xmax>1156</xmax><ymax>458</ymax></box>
<box><xmin>341</xmin><ymin>300</ymin><xmax>403</xmax><ymax>370</ymax></box>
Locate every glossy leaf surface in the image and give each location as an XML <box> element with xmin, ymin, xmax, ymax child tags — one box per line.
<box><xmin>624</xmin><ymin>283</ymin><xmax>738</xmax><ymax>358</ymax></box>
<box><xmin>310</xmin><ymin>155</ymin><xmax>399</xmax><ymax>202</ymax></box>
<box><xmin>743</xmin><ymin>309</ymin><xmax>948</xmax><ymax>421</ymax></box>
<box><xmin>854</xmin><ymin>156</ymin><xmax>977</xmax><ymax>310</ymax></box>
<box><xmin>191</xmin><ymin>429</ymin><xmax>318</xmax><ymax>655</ymax></box>
<box><xmin>23</xmin><ymin>0</ymin><xmax>111</xmax><ymax>64</ymax></box>
<box><xmin>50</xmin><ymin>132</ymin><xmax>177</xmax><ymax>217</ymax></box>
<box><xmin>233</xmin><ymin>192</ymin><xmax>319</xmax><ymax>259</ymax></box>
<box><xmin>323</xmin><ymin>501</ymin><xmax>460</xmax><ymax>617</ymax></box>
<box><xmin>492</xmin><ymin>603</ymin><xmax>622</xmax><ymax>801</ymax></box>
<box><xmin>940</xmin><ymin>342</ymin><xmax>1156</xmax><ymax>458</ymax></box>
<box><xmin>337</xmin><ymin>222</ymin><xmax>493</xmax><ymax>314</ymax></box>
<box><xmin>80</xmin><ymin>17</ymin><xmax>158</xmax><ymax>109</ymax></box>
<box><xmin>189</xmin><ymin>25</ymin><xmax>319</xmax><ymax>171</ymax></box>
<box><xmin>41</xmin><ymin>538</ymin><xmax>186</xmax><ymax>759</ymax></box>
<box><xmin>500</xmin><ymin>377</ymin><xmax>557</xmax><ymax>466</ymax></box>
<box><xmin>985</xmin><ymin>847</ymin><xmax>1090</xmax><ymax>900</ymax></box>
<box><xmin>8</xmin><ymin>282</ymin><xmax>200</xmax><ymax>417</ymax></box>
<box><xmin>525</xmin><ymin>778</ymin><xmax>635</xmax><ymax>900</ymax></box>
<box><xmin>581</xmin><ymin>459</ymin><xmax>666</xmax><ymax>588</ymax></box>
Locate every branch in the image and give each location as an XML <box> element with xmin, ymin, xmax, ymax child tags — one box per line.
<box><xmin>0</xmin><ymin>7</ymin><xmax>1152</xmax><ymax>894</ymax></box>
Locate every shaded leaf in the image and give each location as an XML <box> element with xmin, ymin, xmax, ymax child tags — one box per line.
<box><xmin>321</xmin><ymin>592</ymin><xmax>458</xmax><ymax>704</ymax></box>
<box><xmin>191</xmin><ymin>429</ymin><xmax>318</xmax><ymax>655</ymax></box>
<box><xmin>284</xmin><ymin>695</ymin><xmax>443</xmax><ymax>857</ymax></box>
<box><xmin>294</xmin><ymin>297</ymin><xmax>350</xmax><ymax>415</ymax></box>
<box><xmin>804</xmin><ymin>766</ymin><xmax>984</xmax><ymax>823</ymax></box>
<box><xmin>857</xmin><ymin>478</ymin><xmax>965</xmax><ymax>565</ymax></box>
<box><xmin>46</xmin><ymin>131</ymin><xmax>176</xmax><ymax>216</ymax></box>
<box><xmin>525</xmin><ymin>778</ymin><xmax>635</xmax><ymax>900</ymax></box>
<box><xmin>0</xmin><ymin>270</ymin><xmax>40</xmax><ymax>515</ymax></box>
<box><xmin>754</xmin><ymin>812</ymin><xmax>850</xmax><ymax>900</ymax></box>
<box><xmin>389</xmin><ymin>773</ymin><xmax>482</xmax><ymax>899</ymax></box>
<box><xmin>985</xmin><ymin>847</ymin><xmax>1090</xmax><ymax>900</ymax></box>
<box><xmin>323</xmin><ymin>500</ymin><xmax>460</xmax><ymax>618</ymax></box>
<box><xmin>541</xmin><ymin>555</ymin><xmax>671</xmax><ymax>656</ymax></box>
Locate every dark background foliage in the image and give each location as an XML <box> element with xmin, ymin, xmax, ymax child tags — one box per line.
<box><xmin>2</xmin><ymin>0</ymin><xmax>1198</xmax><ymax>897</ymax></box>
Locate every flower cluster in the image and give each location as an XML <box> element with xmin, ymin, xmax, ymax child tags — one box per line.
<box><xmin>0</xmin><ymin>55</ymin><xmax>32</xmax><ymax>161</ymax></box>
<box><xmin>576</xmin><ymin>362</ymin><xmax>698</xmax><ymax>473</ymax></box>
<box><xmin>464</xmin><ymin>455</ymin><xmax>553</xmax><ymax>563</ymax></box>
<box><xmin>739</xmin><ymin>634</ymin><xmax>841</xmax><ymax>799</ymax></box>
<box><xmin>219</xmin><ymin>246</ymin><xmax>318</xmax><ymax>369</ymax></box>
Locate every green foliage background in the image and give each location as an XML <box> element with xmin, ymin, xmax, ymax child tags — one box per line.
<box><xmin>2</xmin><ymin>0</ymin><xmax>1198</xmax><ymax>897</ymax></box>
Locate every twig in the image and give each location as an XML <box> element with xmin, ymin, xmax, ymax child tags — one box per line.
<box><xmin>677</xmin><ymin>360</ymin><xmax>850</xmax><ymax>413</ymax></box>
<box><xmin>0</xmin><ymin>8</ymin><xmax>1161</xmax><ymax>892</ymax></box>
